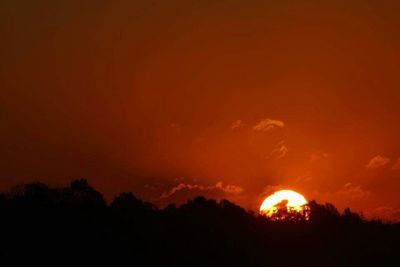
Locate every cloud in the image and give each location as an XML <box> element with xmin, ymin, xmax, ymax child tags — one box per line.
<box><xmin>309</xmin><ymin>152</ymin><xmax>328</xmax><ymax>163</ymax></box>
<box><xmin>294</xmin><ymin>173</ymin><xmax>313</xmax><ymax>183</ymax></box>
<box><xmin>365</xmin><ymin>206</ymin><xmax>400</xmax><ymax>222</ymax></box>
<box><xmin>337</xmin><ymin>183</ymin><xmax>371</xmax><ymax>199</ymax></box>
<box><xmin>270</xmin><ymin>142</ymin><xmax>288</xmax><ymax>159</ymax></box>
<box><xmin>215</xmin><ymin>182</ymin><xmax>243</xmax><ymax>194</ymax></box>
<box><xmin>261</xmin><ymin>185</ymin><xmax>294</xmax><ymax>195</ymax></box>
<box><xmin>160</xmin><ymin>181</ymin><xmax>243</xmax><ymax>199</ymax></box>
<box><xmin>230</xmin><ymin>119</ymin><xmax>244</xmax><ymax>130</ymax></box>
<box><xmin>310</xmin><ymin>183</ymin><xmax>371</xmax><ymax>208</ymax></box>
<box><xmin>253</xmin><ymin>118</ymin><xmax>285</xmax><ymax>132</ymax></box>
<box><xmin>391</xmin><ymin>158</ymin><xmax>400</xmax><ymax>170</ymax></box>
<box><xmin>258</xmin><ymin>185</ymin><xmax>286</xmax><ymax>201</ymax></box>
<box><xmin>366</xmin><ymin>155</ymin><xmax>390</xmax><ymax>169</ymax></box>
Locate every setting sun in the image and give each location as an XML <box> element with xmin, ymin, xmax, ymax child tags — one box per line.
<box><xmin>260</xmin><ymin>190</ymin><xmax>309</xmax><ymax>219</ymax></box>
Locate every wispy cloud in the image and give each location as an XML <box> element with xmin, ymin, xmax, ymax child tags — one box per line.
<box><xmin>160</xmin><ymin>181</ymin><xmax>243</xmax><ymax>199</ymax></box>
<box><xmin>310</xmin><ymin>182</ymin><xmax>371</xmax><ymax>207</ymax></box>
<box><xmin>253</xmin><ymin>118</ymin><xmax>285</xmax><ymax>132</ymax></box>
<box><xmin>230</xmin><ymin>119</ymin><xmax>244</xmax><ymax>130</ymax></box>
<box><xmin>337</xmin><ymin>183</ymin><xmax>371</xmax><ymax>199</ymax></box>
<box><xmin>365</xmin><ymin>206</ymin><xmax>400</xmax><ymax>222</ymax></box>
<box><xmin>258</xmin><ymin>185</ymin><xmax>286</xmax><ymax>200</ymax></box>
<box><xmin>309</xmin><ymin>152</ymin><xmax>329</xmax><ymax>163</ymax></box>
<box><xmin>366</xmin><ymin>155</ymin><xmax>390</xmax><ymax>169</ymax></box>
<box><xmin>270</xmin><ymin>141</ymin><xmax>288</xmax><ymax>159</ymax></box>
<box><xmin>391</xmin><ymin>158</ymin><xmax>400</xmax><ymax>170</ymax></box>
<box><xmin>294</xmin><ymin>173</ymin><xmax>313</xmax><ymax>183</ymax></box>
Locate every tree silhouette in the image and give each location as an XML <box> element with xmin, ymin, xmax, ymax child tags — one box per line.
<box><xmin>265</xmin><ymin>199</ymin><xmax>310</xmax><ymax>222</ymax></box>
<box><xmin>0</xmin><ymin>180</ymin><xmax>399</xmax><ymax>266</ymax></box>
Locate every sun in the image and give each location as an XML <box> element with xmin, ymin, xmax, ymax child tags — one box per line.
<box><xmin>259</xmin><ymin>190</ymin><xmax>309</xmax><ymax>220</ymax></box>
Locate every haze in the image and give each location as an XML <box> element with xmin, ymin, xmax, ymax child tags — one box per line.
<box><xmin>1</xmin><ymin>0</ymin><xmax>400</xmax><ymax>221</ymax></box>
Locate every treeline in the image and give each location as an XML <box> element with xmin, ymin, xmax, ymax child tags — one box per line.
<box><xmin>0</xmin><ymin>179</ymin><xmax>399</xmax><ymax>266</ymax></box>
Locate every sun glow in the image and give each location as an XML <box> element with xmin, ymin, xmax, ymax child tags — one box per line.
<box><xmin>260</xmin><ymin>190</ymin><xmax>309</xmax><ymax>220</ymax></box>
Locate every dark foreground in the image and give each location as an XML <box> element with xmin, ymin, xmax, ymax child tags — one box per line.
<box><xmin>1</xmin><ymin>180</ymin><xmax>399</xmax><ymax>266</ymax></box>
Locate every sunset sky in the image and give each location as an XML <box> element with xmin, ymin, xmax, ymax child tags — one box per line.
<box><xmin>1</xmin><ymin>0</ymin><xmax>400</xmax><ymax>221</ymax></box>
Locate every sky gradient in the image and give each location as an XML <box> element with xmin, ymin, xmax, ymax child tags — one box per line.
<box><xmin>1</xmin><ymin>0</ymin><xmax>400</xmax><ymax>221</ymax></box>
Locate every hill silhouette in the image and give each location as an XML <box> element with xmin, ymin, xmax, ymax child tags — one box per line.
<box><xmin>0</xmin><ymin>179</ymin><xmax>399</xmax><ymax>266</ymax></box>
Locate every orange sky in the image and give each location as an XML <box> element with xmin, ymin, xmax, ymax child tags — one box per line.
<box><xmin>1</xmin><ymin>0</ymin><xmax>400</xmax><ymax>221</ymax></box>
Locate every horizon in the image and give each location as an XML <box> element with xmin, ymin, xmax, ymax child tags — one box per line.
<box><xmin>1</xmin><ymin>178</ymin><xmax>395</xmax><ymax>223</ymax></box>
